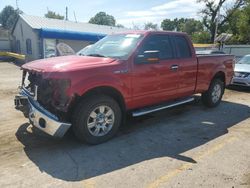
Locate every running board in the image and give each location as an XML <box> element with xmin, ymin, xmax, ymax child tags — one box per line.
<box><xmin>132</xmin><ymin>97</ymin><xmax>195</xmax><ymax>117</ymax></box>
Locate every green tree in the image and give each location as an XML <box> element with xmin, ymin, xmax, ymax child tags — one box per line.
<box><xmin>191</xmin><ymin>31</ymin><xmax>211</xmax><ymax>43</ymax></box>
<box><xmin>182</xmin><ymin>19</ymin><xmax>204</xmax><ymax>35</ymax></box>
<box><xmin>0</xmin><ymin>5</ymin><xmax>22</xmax><ymax>29</ymax></box>
<box><xmin>144</xmin><ymin>22</ymin><xmax>158</xmax><ymax>30</ymax></box>
<box><xmin>237</xmin><ymin>1</ymin><xmax>250</xmax><ymax>43</ymax></box>
<box><xmin>89</xmin><ymin>12</ymin><xmax>116</xmax><ymax>26</ymax></box>
<box><xmin>45</xmin><ymin>10</ymin><xmax>64</xmax><ymax>20</ymax></box>
<box><xmin>161</xmin><ymin>19</ymin><xmax>176</xmax><ymax>31</ymax></box>
<box><xmin>198</xmin><ymin>0</ymin><xmax>245</xmax><ymax>42</ymax></box>
<box><xmin>173</xmin><ymin>18</ymin><xmax>186</xmax><ymax>31</ymax></box>
<box><xmin>161</xmin><ymin>18</ymin><xmax>203</xmax><ymax>35</ymax></box>
<box><xmin>227</xmin><ymin>9</ymin><xmax>242</xmax><ymax>35</ymax></box>
<box><xmin>116</xmin><ymin>24</ymin><xmax>125</xmax><ymax>28</ymax></box>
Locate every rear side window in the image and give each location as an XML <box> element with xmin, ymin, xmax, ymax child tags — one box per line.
<box><xmin>139</xmin><ymin>35</ymin><xmax>174</xmax><ymax>60</ymax></box>
<box><xmin>174</xmin><ymin>36</ymin><xmax>191</xmax><ymax>58</ymax></box>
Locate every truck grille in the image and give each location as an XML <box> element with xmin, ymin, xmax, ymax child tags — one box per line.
<box><xmin>234</xmin><ymin>72</ymin><xmax>250</xmax><ymax>78</ymax></box>
<box><xmin>23</xmin><ymin>71</ymin><xmax>54</xmax><ymax>111</ymax></box>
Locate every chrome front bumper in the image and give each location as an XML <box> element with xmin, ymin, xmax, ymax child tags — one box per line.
<box><xmin>14</xmin><ymin>87</ymin><xmax>71</xmax><ymax>137</ymax></box>
<box><xmin>231</xmin><ymin>77</ymin><xmax>250</xmax><ymax>87</ymax></box>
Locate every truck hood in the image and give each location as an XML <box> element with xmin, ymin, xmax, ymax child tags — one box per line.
<box><xmin>22</xmin><ymin>55</ymin><xmax>116</xmax><ymax>73</ymax></box>
<box><xmin>234</xmin><ymin>63</ymin><xmax>250</xmax><ymax>73</ymax></box>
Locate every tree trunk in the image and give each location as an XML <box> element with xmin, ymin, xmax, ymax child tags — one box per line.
<box><xmin>210</xmin><ymin>24</ymin><xmax>216</xmax><ymax>43</ymax></box>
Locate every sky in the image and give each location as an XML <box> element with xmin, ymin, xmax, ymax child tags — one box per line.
<box><xmin>0</xmin><ymin>0</ymin><xmax>205</xmax><ymax>28</ymax></box>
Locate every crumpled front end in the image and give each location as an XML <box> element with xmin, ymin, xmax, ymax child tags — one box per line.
<box><xmin>14</xmin><ymin>70</ymin><xmax>72</xmax><ymax>137</ymax></box>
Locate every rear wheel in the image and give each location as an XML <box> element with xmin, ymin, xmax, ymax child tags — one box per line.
<box><xmin>72</xmin><ymin>95</ymin><xmax>122</xmax><ymax>144</ymax></box>
<box><xmin>201</xmin><ymin>79</ymin><xmax>225</xmax><ymax>107</ymax></box>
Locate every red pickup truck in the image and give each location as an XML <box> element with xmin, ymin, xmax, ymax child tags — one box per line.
<box><xmin>15</xmin><ymin>31</ymin><xmax>234</xmax><ymax>144</ymax></box>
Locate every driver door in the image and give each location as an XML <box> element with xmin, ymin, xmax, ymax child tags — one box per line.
<box><xmin>131</xmin><ymin>34</ymin><xmax>179</xmax><ymax>109</ymax></box>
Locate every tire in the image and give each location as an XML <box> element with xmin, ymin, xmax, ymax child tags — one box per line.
<box><xmin>72</xmin><ymin>95</ymin><xmax>122</xmax><ymax>144</ymax></box>
<box><xmin>201</xmin><ymin>78</ymin><xmax>225</xmax><ymax>108</ymax></box>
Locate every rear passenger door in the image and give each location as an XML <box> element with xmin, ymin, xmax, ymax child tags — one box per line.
<box><xmin>172</xmin><ymin>35</ymin><xmax>198</xmax><ymax>97</ymax></box>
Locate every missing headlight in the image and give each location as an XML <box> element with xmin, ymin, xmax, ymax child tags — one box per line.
<box><xmin>50</xmin><ymin>79</ymin><xmax>71</xmax><ymax>111</ymax></box>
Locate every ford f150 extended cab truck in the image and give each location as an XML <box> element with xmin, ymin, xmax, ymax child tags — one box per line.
<box><xmin>15</xmin><ymin>31</ymin><xmax>234</xmax><ymax>144</ymax></box>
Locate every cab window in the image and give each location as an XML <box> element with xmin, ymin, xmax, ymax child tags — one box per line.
<box><xmin>138</xmin><ymin>35</ymin><xmax>174</xmax><ymax>60</ymax></box>
<box><xmin>174</xmin><ymin>36</ymin><xmax>192</xmax><ymax>58</ymax></box>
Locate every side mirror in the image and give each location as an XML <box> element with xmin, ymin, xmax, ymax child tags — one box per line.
<box><xmin>135</xmin><ymin>50</ymin><xmax>160</xmax><ymax>64</ymax></box>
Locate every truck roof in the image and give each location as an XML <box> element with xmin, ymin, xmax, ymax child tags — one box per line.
<box><xmin>114</xmin><ymin>30</ymin><xmax>187</xmax><ymax>36</ymax></box>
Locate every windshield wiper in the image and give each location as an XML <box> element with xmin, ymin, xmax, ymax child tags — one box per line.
<box><xmin>87</xmin><ymin>54</ymin><xmax>107</xmax><ymax>58</ymax></box>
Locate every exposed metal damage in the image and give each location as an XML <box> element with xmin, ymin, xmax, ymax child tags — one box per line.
<box><xmin>14</xmin><ymin>69</ymin><xmax>72</xmax><ymax>137</ymax></box>
<box><xmin>23</xmin><ymin>70</ymin><xmax>73</xmax><ymax>115</ymax></box>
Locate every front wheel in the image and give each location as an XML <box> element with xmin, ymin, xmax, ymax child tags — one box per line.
<box><xmin>201</xmin><ymin>79</ymin><xmax>225</xmax><ymax>108</ymax></box>
<box><xmin>72</xmin><ymin>95</ymin><xmax>122</xmax><ymax>144</ymax></box>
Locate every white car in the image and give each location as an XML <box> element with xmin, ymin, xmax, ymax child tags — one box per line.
<box><xmin>231</xmin><ymin>55</ymin><xmax>250</xmax><ymax>87</ymax></box>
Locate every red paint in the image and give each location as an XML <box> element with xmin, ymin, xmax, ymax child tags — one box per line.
<box><xmin>22</xmin><ymin>31</ymin><xmax>234</xmax><ymax>111</ymax></box>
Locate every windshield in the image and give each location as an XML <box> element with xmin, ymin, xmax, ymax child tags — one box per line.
<box><xmin>77</xmin><ymin>45</ymin><xmax>92</xmax><ymax>56</ymax></box>
<box><xmin>78</xmin><ymin>34</ymin><xmax>143</xmax><ymax>60</ymax></box>
<box><xmin>238</xmin><ymin>55</ymin><xmax>250</xmax><ymax>64</ymax></box>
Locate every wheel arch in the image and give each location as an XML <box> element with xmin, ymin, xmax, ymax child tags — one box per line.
<box><xmin>69</xmin><ymin>86</ymin><xmax>127</xmax><ymax>117</ymax></box>
<box><xmin>212</xmin><ymin>71</ymin><xmax>226</xmax><ymax>86</ymax></box>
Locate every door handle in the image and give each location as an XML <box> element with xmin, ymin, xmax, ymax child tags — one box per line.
<box><xmin>170</xmin><ymin>65</ymin><xmax>179</xmax><ymax>71</ymax></box>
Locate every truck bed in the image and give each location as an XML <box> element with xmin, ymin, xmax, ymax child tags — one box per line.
<box><xmin>195</xmin><ymin>54</ymin><xmax>235</xmax><ymax>93</ymax></box>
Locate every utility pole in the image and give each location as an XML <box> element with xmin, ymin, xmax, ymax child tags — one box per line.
<box><xmin>66</xmin><ymin>7</ymin><xmax>68</xmax><ymax>21</ymax></box>
<box><xmin>16</xmin><ymin>0</ymin><xmax>19</xmax><ymax>9</ymax></box>
<box><xmin>74</xmin><ymin>11</ymin><xmax>77</xmax><ymax>23</ymax></box>
<box><xmin>214</xmin><ymin>4</ymin><xmax>221</xmax><ymax>44</ymax></box>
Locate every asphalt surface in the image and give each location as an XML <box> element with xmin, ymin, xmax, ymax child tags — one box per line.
<box><xmin>0</xmin><ymin>62</ymin><xmax>250</xmax><ymax>188</ymax></box>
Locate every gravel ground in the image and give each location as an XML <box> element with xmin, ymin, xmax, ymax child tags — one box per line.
<box><xmin>0</xmin><ymin>62</ymin><xmax>250</xmax><ymax>188</ymax></box>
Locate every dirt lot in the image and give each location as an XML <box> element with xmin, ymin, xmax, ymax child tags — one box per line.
<box><xmin>0</xmin><ymin>62</ymin><xmax>250</xmax><ymax>188</ymax></box>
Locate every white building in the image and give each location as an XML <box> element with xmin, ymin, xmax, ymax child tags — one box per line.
<box><xmin>12</xmin><ymin>14</ymin><xmax>129</xmax><ymax>61</ymax></box>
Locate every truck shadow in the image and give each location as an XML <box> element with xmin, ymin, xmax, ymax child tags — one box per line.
<box><xmin>15</xmin><ymin>99</ymin><xmax>250</xmax><ymax>182</ymax></box>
